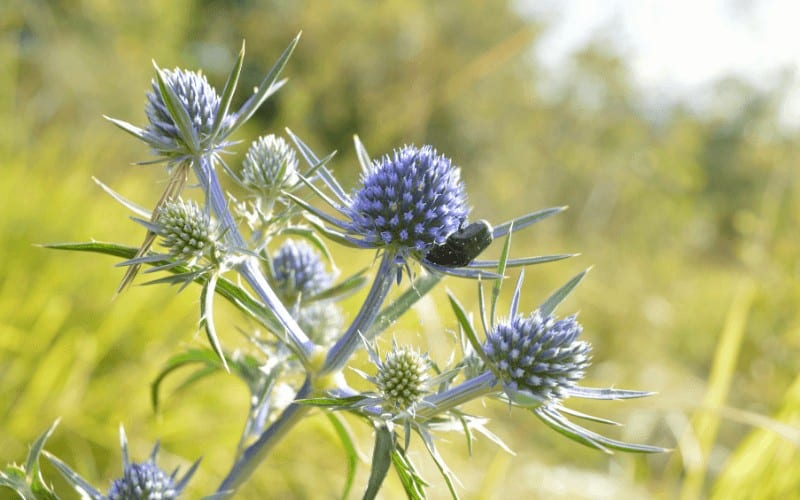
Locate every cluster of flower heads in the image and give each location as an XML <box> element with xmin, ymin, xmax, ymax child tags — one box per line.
<box><xmin>30</xmin><ymin>36</ymin><xmax>666</xmax><ymax>500</ymax></box>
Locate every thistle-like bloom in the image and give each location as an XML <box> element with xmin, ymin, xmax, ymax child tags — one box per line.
<box><xmin>416</xmin><ymin>272</ymin><xmax>667</xmax><ymax>454</ymax></box>
<box><xmin>270</xmin><ymin>239</ymin><xmax>332</xmax><ymax>301</ymax></box>
<box><xmin>347</xmin><ymin>145</ymin><xmax>468</xmax><ymax>259</ymax></box>
<box><xmin>46</xmin><ymin>426</ymin><xmax>199</xmax><ymax>500</ymax></box>
<box><xmin>106</xmin><ymin>428</ymin><xmax>198</xmax><ymax>500</ymax></box>
<box><xmin>240</xmin><ymin>134</ymin><xmax>300</xmax><ymax>196</ymax></box>
<box><xmin>375</xmin><ymin>345</ymin><xmax>431</xmax><ymax>411</ymax></box>
<box><xmin>483</xmin><ymin>313</ymin><xmax>591</xmax><ymax>402</ymax></box>
<box><xmin>107</xmin><ymin>461</ymin><xmax>177</xmax><ymax>499</ymax></box>
<box><xmin>144</xmin><ymin>68</ymin><xmax>225</xmax><ymax>157</ymax></box>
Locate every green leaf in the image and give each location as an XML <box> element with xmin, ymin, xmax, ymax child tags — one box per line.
<box><xmin>44</xmin><ymin>452</ymin><xmax>103</xmax><ymax>499</ymax></box>
<box><xmin>153</xmin><ymin>62</ymin><xmax>200</xmax><ymax>153</ymax></box>
<box><xmin>539</xmin><ymin>268</ymin><xmax>591</xmax><ymax>317</ymax></box>
<box><xmin>294</xmin><ymin>395</ymin><xmax>368</xmax><ymax>408</ymax></box>
<box><xmin>285</xmin><ymin>128</ymin><xmax>349</xmax><ymax>204</ymax></box>
<box><xmin>43</xmin><ymin>242</ymin><xmax>285</xmax><ymax>335</ymax></box>
<box><xmin>490</xmin><ymin>222</ymin><xmax>513</xmax><ymax>327</ymax></box>
<box><xmin>200</xmin><ymin>274</ymin><xmax>229</xmax><ymax>372</ymax></box>
<box><xmin>390</xmin><ymin>447</ymin><xmax>427</xmax><ymax>500</ymax></box>
<box><xmin>325</xmin><ymin>412</ymin><xmax>358</xmax><ymax>500</ymax></box>
<box><xmin>363</xmin><ymin>423</ymin><xmax>394</xmax><ymax>500</ymax></box>
<box><xmin>468</xmin><ymin>253</ymin><xmax>577</xmax><ymax>268</ymax></box>
<box><xmin>353</xmin><ymin>135</ymin><xmax>373</xmax><ymax>174</ymax></box>
<box><xmin>534</xmin><ymin>406</ymin><xmax>668</xmax><ymax>454</ymax></box>
<box><xmin>492</xmin><ymin>206</ymin><xmax>567</xmax><ymax>238</ymax></box>
<box><xmin>304</xmin><ymin>268</ymin><xmax>368</xmax><ymax>304</ymax></box>
<box><xmin>228</xmin><ymin>33</ymin><xmax>301</xmax><ymax>133</ymax></box>
<box><xmin>209</xmin><ymin>40</ymin><xmax>245</xmax><ymax>143</ymax></box>
<box><xmin>0</xmin><ymin>420</ymin><xmax>60</xmax><ymax>499</ymax></box>
<box><xmin>447</xmin><ymin>293</ymin><xmax>492</xmax><ymax>371</ymax></box>
<box><xmin>151</xmin><ymin>348</ymin><xmax>226</xmax><ymax>412</ymax></box>
<box><xmin>416</xmin><ymin>426</ymin><xmax>460</xmax><ymax>499</ymax></box>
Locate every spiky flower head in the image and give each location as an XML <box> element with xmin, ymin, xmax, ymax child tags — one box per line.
<box><xmin>107</xmin><ymin>460</ymin><xmax>177</xmax><ymax>500</ymax></box>
<box><xmin>156</xmin><ymin>198</ymin><xmax>219</xmax><ymax>265</ymax></box>
<box><xmin>105</xmin><ymin>427</ymin><xmax>198</xmax><ymax>500</ymax></box>
<box><xmin>240</xmin><ymin>134</ymin><xmax>299</xmax><ymax>195</ymax></box>
<box><xmin>271</xmin><ymin>240</ymin><xmax>333</xmax><ymax>302</ymax></box>
<box><xmin>347</xmin><ymin>145</ymin><xmax>469</xmax><ymax>260</ymax></box>
<box><xmin>375</xmin><ymin>345</ymin><xmax>431</xmax><ymax>411</ymax></box>
<box><xmin>483</xmin><ymin>312</ymin><xmax>591</xmax><ymax>403</ymax></box>
<box><xmin>144</xmin><ymin>68</ymin><xmax>223</xmax><ymax>155</ymax></box>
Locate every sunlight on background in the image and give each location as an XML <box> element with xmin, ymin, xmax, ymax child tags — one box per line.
<box><xmin>525</xmin><ymin>0</ymin><xmax>800</xmax><ymax>126</ymax></box>
<box><xmin>1</xmin><ymin>0</ymin><xmax>799</xmax><ymax>498</ymax></box>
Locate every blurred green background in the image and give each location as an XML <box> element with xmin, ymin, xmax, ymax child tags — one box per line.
<box><xmin>2</xmin><ymin>1</ymin><xmax>799</xmax><ymax>498</ymax></box>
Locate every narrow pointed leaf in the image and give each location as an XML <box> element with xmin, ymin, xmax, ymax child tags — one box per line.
<box><xmin>210</xmin><ymin>41</ymin><xmax>244</xmax><ymax>142</ymax></box>
<box><xmin>26</xmin><ymin>419</ymin><xmax>60</xmax><ymax>476</ymax></box>
<box><xmin>363</xmin><ymin>423</ymin><xmax>394</xmax><ymax>500</ymax></box>
<box><xmin>353</xmin><ymin>135</ymin><xmax>373</xmax><ymax>174</ymax></box>
<box><xmin>539</xmin><ymin>268</ymin><xmax>590</xmax><ymax>317</ymax></box>
<box><xmin>286</xmin><ymin>128</ymin><xmax>351</xmax><ymax>205</ymax></box>
<box><xmin>416</xmin><ymin>427</ymin><xmax>460</xmax><ymax>499</ymax></box>
<box><xmin>493</xmin><ymin>206</ymin><xmax>567</xmax><ymax>238</ymax></box>
<box><xmin>229</xmin><ymin>34</ymin><xmax>300</xmax><ymax>131</ymax></box>
<box><xmin>154</xmin><ymin>62</ymin><xmax>200</xmax><ymax>152</ymax></box>
<box><xmin>200</xmin><ymin>276</ymin><xmax>229</xmax><ymax>372</ymax></box>
<box><xmin>565</xmin><ymin>386</ymin><xmax>656</xmax><ymax>400</ymax></box>
<box><xmin>151</xmin><ymin>348</ymin><xmax>226</xmax><ymax>412</ymax></box>
<box><xmin>325</xmin><ymin>412</ymin><xmax>358</xmax><ymax>500</ymax></box>
<box><xmin>44</xmin><ymin>452</ymin><xmax>104</xmax><ymax>499</ymax></box>
<box><xmin>468</xmin><ymin>253</ymin><xmax>577</xmax><ymax>268</ymax></box>
<box><xmin>490</xmin><ymin>223</ymin><xmax>513</xmax><ymax>325</ymax></box>
<box><xmin>93</xmin><ymin>177</ymin><xmax>151</xmax><ymax>218</ymax></box>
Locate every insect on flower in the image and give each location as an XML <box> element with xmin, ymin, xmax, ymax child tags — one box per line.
<box><xmin>425</xmin><ymin>219</ymin><xmax>493</xmax><ymax>267</ymax></box>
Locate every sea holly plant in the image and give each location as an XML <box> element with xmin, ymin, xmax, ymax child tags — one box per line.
<box><xmin>5</xmin><ymin>33</ymin><xmax>668</xmax><ymax>499</ymax></box>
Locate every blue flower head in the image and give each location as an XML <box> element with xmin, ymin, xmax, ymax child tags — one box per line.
<box><xmin>144</xmin><ymin>68</ymin><xmax>227</xmax><ymax>156</ymax></box>
<box><xmin>271</xmin><ymin>239</ymin><xmax>333</xmax><ymax>301</ymax></box>
<box><xmin>107</xmin><ymin>427</ymin><xmax>199</xmax><ymax>500</ymax></box>
<box><xmin>483</xmin><ymin>312</ymin><xmax>591</xmax><ymax>402</ymax></box>
<box><xmin>107</xmin><ymin>460</ymin><xmax>177</xmax><ymax>500</ymax></box>
<box><xmin>347</xmin><ymin>145</ymin><xmax>469</xmax><ymax>261</ymax></box>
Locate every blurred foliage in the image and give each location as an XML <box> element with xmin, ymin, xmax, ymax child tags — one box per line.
<box><xmin>2</xmin><ymin>0</ymin><xmax>799</xmax><ymax>498</ymax></box>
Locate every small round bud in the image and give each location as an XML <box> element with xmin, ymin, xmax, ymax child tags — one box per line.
<box><xmin>157</xmin><ymin>199</ymin><xmax>218</xmax><ymax>264</ymax></box>
<box><xmin>241</xmin><ymin>134</ymin><xmax>299</xmax><ymax>195</ymax></box>
<box><xmin>376</xmin><ymin>346</ymin><xmax>430</xmax><ymax>410</ymax></box>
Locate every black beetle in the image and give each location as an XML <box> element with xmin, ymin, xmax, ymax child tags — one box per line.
<box><xmin>425</xmin><ymin>220</ymin><xmax>493</xmax><ymax>267</ymax></box>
